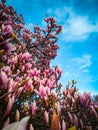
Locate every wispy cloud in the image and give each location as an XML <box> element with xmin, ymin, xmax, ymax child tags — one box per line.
<box><xmin>73</xmin><ymin>54</ymin><xmax>92</xmax><ymax>70</ymax></box>
<box><xmin>64</xmin><ymin>72</ymin><xmax>70</xmax><ymax>77</ymax></box>
<box><xmin>58</xmin><ymin>54</ymin><xmax>92</xmax><ymax>85</ymax></box>
<box><xmin>47</xmin><ymin>7</ymin><xmax>98</xmax><ymax>42</ymax></box>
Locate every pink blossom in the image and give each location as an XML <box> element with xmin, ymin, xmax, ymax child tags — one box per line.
<box><xmin>72</xmin><ymin>97</ymin><xmax>76</xmax><ymax>106</ymax></box>
<box><xmin>3</xmin><ymin>117</ymin><xmax>10</xmax><ymax>129</ymax></box>
<box><xmin>79</xmin><ymin>92</ymin><xmax>90</xmax><ymax>108</ymax></box>
<box><xmin>15</xmin><ymin>87</ymin><xmax>23</xmax><ymax>98</ymax></box>
<box><xmin>73</xmin><ymin>114</ymin><xmax>78</xmax><ymax>127</ymax></box>
<box><xmin>24</xmin><ymin>78</ymin><xmax>33</xmax><ymax>91</ymax></box>
<box><xmin>8</xmin><ymin>78</ymin><xmax>15</xmax><ymax>90</ymax></box>
<box><xmin>43</xmin><ymin>70</ymin><xmax>49</xmax><ymax>77</ymax></box>
<box><xmin>63</xmin><ymin>88</ymin><xmax>68</xmax><ymax>96</ymax></box>
<box><xmin>46</xmin><ymin>86</ymin><xmax>50</xmax><ymax>95</ymax></box>
<box><xmin>15</xmin><ymin>77</ymin><xmax>22</xmax><ymax>82</ymax></box>
<box><xmin>68</xmin><ymin>112</ymin><xmax>73</xmax><ymax>123</ymax></box>
<box><xmin>31</xmin><ymin>101</ymin><xmax>37</xmax><ymax>115</ymax></box>
<box><xmin>30</xmin><ymin>124</ymin><xmax>34</xmax><ymax>130</ymax></box>
<box><xmin>44</xmin><ymin>111</ymin><xmax>49</xmax><ymax>124</ymax></box>
<box><xmin>9</xmin><ymin>79</ymin><xmax>14</xmax><ymax>88</ymax></box>
<box><xmin>22</xmin><ymin>52</ymin><xmax>31</xmax><ymax>61</ymax></box>
<box><xmin>3</xmin><ymin>66</ymin><xmax>11</xmax><ymax>76</ymax></box>
<box><xmin>40</xmin><ymin>78</ymin><xmax>47</xmax><ymax>86</ymax></box>
<box><xmin>67</xmin><ymin>91</ymin><xmax>72</xmax><ymax>100</ymax></box>
<box><xmin>9</xmin><ymin>55</ymin><xmax>18</xmax><ymax>65</ymax></box>
<box><xmin>44</xmin><ymin>17</ymin><xmax>56</xmax><ymax>24</ymax></box>
<box><xmin>17</xmin><ymin>24</ymin><xmax>23</xmax><ymax>30</ymax></box>
<box><xmin>90</xmin><ymin>105</ymin><xmax>98</xmax><ymax>117</ymax></box>
<box><xmin>50</xmin><ymin>75</ymin><xmax>56</xmax><ymax>83</ymax></box>
<box><xmin>80</xmin><ymin>119</ymin><xmax>83</xmax><ymax>128</ymax></box>
<box><xmin>83</xmin><ymin>92</ymin><xmax>91</xmax><ymax>99</ymax></box>
<box><xmin>56</xmin><ymin>67</ymin><xmax>62</xmax><ymax>76</ymax></box>
<box><xmin>29</xmin><ymin>68</ymin><xmax>40</xmax><ymax>77</ymax></box>
<box><xmin>22</xmin><ymin>32</ymin><xmax>32</xmax><ymax>41</ymax></box>
<box><xmin>0</xmin><ymin>70</ymin><xmax>8</xmax><ymax>89</ymax></box>
<box><xmin>2</xmin><ymin>24</ymin><xmax>12</xmax><ymax>37</ymax></box>
<box><xmin>6</xmin><ymin>96</ymin><xmax>15</xmax><ymax>115</ymax></box>
<box><xmin>62</xmin><ymin>120</ymin><xmax>66</xmax><ymax>130</ymax></box>
<box><xmin>21</xmin><ymin>65</ymin><xmax>25</xmax><ymax>71</ymax></box>
<box><xmin>56</xmin><ymin>25</ymin><xmax>62</xmax><ymax>34</ymax></box>
<box><xmin>2</xmin><ymin>116</ymin><xmax>30</xmax><ymax>130</ymax></box>
<box><xmin>39</xmin><ymin>84</ymin><xmax>46</xmax><ymax>98</ymax></box>
<box><xmin>25</xmin><ymin>63</ymin><xmax>32</xmax><ymax>70</ymax></box>
<box><xmin>46</xmin><ymin>79</ymin><xmax>51</xmax><ymax>87</ymax></box>
<box><xmin>57</xmin><ymin>102</ymin><xmax>61</xmax><ymax>116</ymax></box>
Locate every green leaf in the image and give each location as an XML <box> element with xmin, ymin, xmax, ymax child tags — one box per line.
<box><xmin>68</xmin><ymin>126</ymin><xmax>76</xmax><ymax>130</ymax></box>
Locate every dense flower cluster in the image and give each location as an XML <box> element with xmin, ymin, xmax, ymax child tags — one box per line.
<box><xmin>0</xmin><ymin>0</ymin><xmax>98</xmax><ymax>130</ymax></box>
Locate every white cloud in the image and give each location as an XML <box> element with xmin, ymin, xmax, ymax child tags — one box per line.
<box><xmin>82</xmin><ymin>69</ymin><xmax>89</xmax><ymax>73</ymax></box>
<box><xmin>47</xmin><ymin>7</ymin><xmax>98</xmax><ymax>42</ymax></box>
<box><xmin>62</xmin><ymin>15</ymin><xmax>98</xmax><ymax>42</ymax></box>
<box><xmin>60</xmin><ymin>54</ymin><xmax>92</xmax><ymax>83</ymax></box>
<box><xmin>73</xmin><ymin>54</ymin><xmax>92</xmax><ymax>70</ymax></box>
<box><xmin>64</xmin><ymin>72</ymin><xmax>70</xmax><ymax>76</ymax></box>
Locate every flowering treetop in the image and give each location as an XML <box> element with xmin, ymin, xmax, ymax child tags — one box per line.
<box><xmin>0</xmin><ymin>0</ymin><xmax>98</xmax><ymax>130</ymax></box>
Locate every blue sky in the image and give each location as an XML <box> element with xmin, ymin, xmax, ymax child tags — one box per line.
<box><xmin>4</xmin><ymin>0</ymin><xmax>98</xmax><ymax>95</ymax></box>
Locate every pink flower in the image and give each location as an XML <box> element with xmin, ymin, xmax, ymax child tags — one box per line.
<box><xmin>63</xmin><ymin>88</ymin><xmax>68</xmax><ymax>96</ymax></box>
<box><xmin>73</xmin><ymin>114</ymin><xmax>78</xmax><ymax>127</ymax></box>
<box><xmin>2</xmin><ymin>116</ymin><xmax>30</xmax><ymax>130</ymax></box>
<box><xmin>3</xmin><ymin>66</ymin><xmax>11</xmax><ymax>76</ymax></box>
<box><xmin>62</xmin><ymin>120</ymin><xmax>66</xmax><ymax>130</ymax></box>
<box><xmin>3</xmin><ymin>117</ymin><xmax>10</xmax><ymax>129</ymax></box>
<box><xmin>72</xmin><ymin>97</ymin><xmax>76</xmax><ymax>106</ymax></box>
<box><xmin>31</xmin><ymin>101</ymin><xmax>37</xmax><ymax>115</ymax></box>
<box><xmin>29</xmin><ymin>68</ymin><xmax>40</xmax><ymax>77</ymax></box>
<box><xmin>40</xmin><ymin>78</ymin><xmax>47</xmax><ymax>86</ymax></box>
<box><xmin>57</xmin><ymin>103</ymin><xmax>61</xmax><ymax>116</ymax></box>
<box><xmin>0</xmin><ymin>40</ymin><xmax>12</xmax><ymax>54</ymax></box>
<box><xmin>30</xmin><ymin>124</ymin><xmax>34</xmax><ymax>130</ymax></box>
<box><xmin>67</xmin><ymin>91</ymin><xmax>72</xmax><ymax>100</ymax></box>
<box><xmin>6</xmin><ymin>96</ymin><xmax>15</xmax><ymax>115</ymax></box>
<box><xmin>9</xmin><ymin>55</ymin><xmax>18</xmax><ymax>65</ymax></box>
<box><xmin>25</xmin><ymin>63</ymin><xmax>32</xmax><ymax>70</ymax></box>
<box><xmin>56</xmin><ymin>25</ymin><xmax>62</xmax><ymax>34</ymax></box>
<box><xmin>46</xmin><ymin>79</ymin><xmax>51</xmax><ymax>87</ymax></box>
<box><xmin>43</xmin><ymin>70</ymin><xmax>49</xmax><ymax>77</ymax></box>
<box><xmin>39</xmin><ymin>85</ymin><xmax>46</xmax><ymax>98</ymax></box>
<box><xmin>8</xmin><ymin>78</ymin><xmax>15</xmax><ymax>90</ymax></box>
<box><xmin>56</xmin><ymin>67</ymin><xmax>62</xmax><ymax>76</ymax></box>
<box><xmin>46</xmin><ymin>86</ymin><xmax>50</xmax><ymax>95</ymax></box>
<box><xmin>22</xmin><ymin>52</ymin><xmax>31</xmax><ymax>61</ymax></box>
<box><xmin>44</xmin><ymin>111</ymin><xmax>49</xmax><ymax>124</ymax></box>
<box><xmin>0</xmin><ymin>70</ymin><xmax>8</xmax><ymax>89</ymax></box>
<box><xmin>2</xmin><ymin>24</ymin><xmax>12</xmax><ymax>37</ymax></box>
<box><xmin>24</xmin><ymin>78</ymin><xmax>33</xmax><ymax>91</ymax></box>
<box><xmin>80</xmin><ymin>119</ymin><xmax>83</xmax><ymax>128</ymax></box>
<box><xmin>15</xmin><ymin>87</ymin><xmax>23</xmax><ymax>98</ymax></box>
<box><xmin>68</xmin><ymin>112</ymin><xmax>73</xmax><ymax>123</ymax></box>
<box><xmin>22</xmin><ymin>32</ymin><xmax>32</xmax><ymax>41</ymax></box>
<box><xmin>79</xmin><ymin>92</ymin><xmax>90</xmax><ymax>108</ymax></box>
<box><xmin>44</xmin><ymin>17</ymin><xmax>56</xmax><ymax>23</ymax></box>
<box><xmin>90</xmin><ymin>105</ymin><xmax>98</xmax><ymax>117</ymax></box>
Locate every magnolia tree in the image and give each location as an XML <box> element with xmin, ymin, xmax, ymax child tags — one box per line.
<box><xmin>0</xmin><ymin>0</ymin><xmax>98</xmax><ymax>130</ymax></box>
